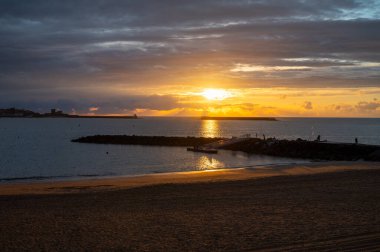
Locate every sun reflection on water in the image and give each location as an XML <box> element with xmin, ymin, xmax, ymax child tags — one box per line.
<box><xmin>196</xmin><ymin>155</ymin><xmax>225</xmax><ymax>170</ymax></box>
<box><xmin>201</xmin><ymin>120</ymin><xmax>220</xmax><ymax>138</ymax></box>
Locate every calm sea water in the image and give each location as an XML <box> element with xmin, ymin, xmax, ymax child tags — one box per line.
<box><xmin>0</xmin><ymin>117</ymin><xmax>379</xmax><ymax>182</ymax></box>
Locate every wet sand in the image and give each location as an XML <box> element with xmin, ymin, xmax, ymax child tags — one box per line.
<box><xmin>0</xmin><ymin>162</ymin><xmax>380</xmax><ymax>251</ymax></box>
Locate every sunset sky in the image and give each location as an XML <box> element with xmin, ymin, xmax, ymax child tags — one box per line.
<box><xmin>0</xmin><ymin>0</ymin><xmax>379</xmax><ymax>117</ymax></box>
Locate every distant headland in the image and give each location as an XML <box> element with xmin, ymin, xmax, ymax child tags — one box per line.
<box><xmin>0</xmin><ymin>108</ymin><xmax>138</xmax><ymax>119</ymax></box>
<box><xmin>201</xmin><ymin>116</ymin><xmax>277</xmax><ymax>121</ymax></box>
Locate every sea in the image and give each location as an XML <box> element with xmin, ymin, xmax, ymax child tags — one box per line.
<box><xmin>0</xmin><ymin>117</ymin><xmax>379</xmax><ymax>182</ymax></box>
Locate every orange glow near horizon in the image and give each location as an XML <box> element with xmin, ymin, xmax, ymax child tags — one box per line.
<box><xmin>81</xmin><ymin>87</ymin><xmax>380</xmax><ymax>118</ymax></box>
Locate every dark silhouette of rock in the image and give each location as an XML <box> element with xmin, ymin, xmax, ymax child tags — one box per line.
<box><xmin>72</xmin><ymin>135</ymin><xmax>223</xmax><ymax>147</ymax></box>
<box><xmin>72</xmin><ymin>135</ymin><xmax>380</xmax><ymax>161</ymax></box>
<box><xmin>367</xmin><ymin>150</ymin><xmax>380</xmax><ymax>161</ymax></box>
<box><xmin>201</xmin><ymin>116</ymin><xmax>277</xmax><ymax>121</ymax></box>
<box><xmin>223</xmin><ymin>138</ymin><xmax>380</xmax><ymax>161</ymax></box>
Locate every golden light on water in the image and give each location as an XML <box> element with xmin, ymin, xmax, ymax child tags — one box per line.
<box><xmin>201</xmin><ymin>88</ymin><xmax>231</xmax><ymax>101</ymax></box>
<box><xmin>201</xmin><ymin>119</ymin><xmax>220</xmax><ymax>138</ymax></box>
<box><xmin>196</xmin><ymin>156</ymin><xmax>225</xmax><ymax>170</ymax></box>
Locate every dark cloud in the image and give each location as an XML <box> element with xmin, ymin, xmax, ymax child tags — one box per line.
<box><xmin>0</xmin><ymin>0</ymin><xmax>379</xmax><ymax>113</ymax></box>
<box><xmin>326</xmin><ymin>99</ymin><xmax>380</xmax><ymax>114</ymax></box>
<box><xmin>355</xmin><ymin>100</ymin><xmax>380</xmax><ymax>111</ymax></box>
<box><xmin>302</xmin><ymin>101</ymin><xmax>313</xmax><ymax>110</ymax></box>
<box><xmin>0</xmin><ymin>0</ymin><xmax>362</xmax><ymax>27</ymax></box>
<box><xmin>0</xmin><ymin>94</ymin><xmax>180</xmax><ymax>114</ymax></box>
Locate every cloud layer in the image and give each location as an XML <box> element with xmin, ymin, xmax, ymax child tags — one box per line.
<box><xmin>0</xmin><ymin>0</ymin><xmax>379</xmax><ymax>115</ymax></box>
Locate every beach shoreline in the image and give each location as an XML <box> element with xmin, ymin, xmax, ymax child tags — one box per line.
<box><xmin>0</xmin><ymin>162</ymin><xmax>379</xmax><ymax>251</ymax></box>
<box><xmin>1</xmin><ymin>161</ymin><xmax>379</xmax><ymax>196</ymax></box>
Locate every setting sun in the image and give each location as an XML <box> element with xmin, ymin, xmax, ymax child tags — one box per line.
<box><xmin>201</xmin><ymin>89</ymin><xmax>231</xmax><ymax>101</ymax></box>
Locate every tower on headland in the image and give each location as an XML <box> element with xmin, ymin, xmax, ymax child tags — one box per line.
<box><xmin>50</xmin><ymin>109</ymin><xmax>63</xmax><ymax>115</ymax></box>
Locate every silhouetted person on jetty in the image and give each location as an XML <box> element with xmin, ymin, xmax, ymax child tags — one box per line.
<box><xmin>263</xmin><ymin>134</ymin><xmax>266</xmax><ymax>140</ymax></box>
<box><xmin>355</xmin><ymin>138</ymin><xmax>358</xmax><ymax>144</ymax></box>
<box><xmin>316</xmin><ymin>135</ymin><xmax>321</xmax><ymax>142</ymax></box>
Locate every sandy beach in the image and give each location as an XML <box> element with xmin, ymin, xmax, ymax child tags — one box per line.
<box><xmin>1</xmin><ymin>162</ymin><xmax>380</xmax><ymax>251</ymax></box>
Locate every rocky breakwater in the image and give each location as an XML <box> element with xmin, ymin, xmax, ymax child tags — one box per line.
<box><xmin>72</xmin><ymin>135</ymin><xmax>223</xmax><ymax>147</ymax></box>
<box><xmin>222</xmin><ymin>138</ymin><xmax>380</xmax><ymax>161</ymax></box>
<box><xmin>72</xmin><ymin>135</ymin><xmax>380</xmax><ymax>161</ymax></box>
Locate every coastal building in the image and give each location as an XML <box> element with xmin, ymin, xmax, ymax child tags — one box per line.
<box><xmin>50</xmin><ymin>109</ymin><xmax>63</xmax><ymax>115</ymax></box>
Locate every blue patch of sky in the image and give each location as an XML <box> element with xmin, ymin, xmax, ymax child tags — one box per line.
<box><xmin>339</xmin><ymin>0</ymin><xmax>380</xmax><ymax>20</ymax></box>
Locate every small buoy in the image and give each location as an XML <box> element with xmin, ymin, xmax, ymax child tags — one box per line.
<box><xmin>106</xmin><ymin>152</ymin><xmax>109</xmax><ymax>154</ymax></box>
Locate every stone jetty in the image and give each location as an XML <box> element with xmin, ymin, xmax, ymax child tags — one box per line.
<box><xmin>72</xmin><ymin>135</ymin><xmax>380</xmax><ymax>161</ymax></box>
